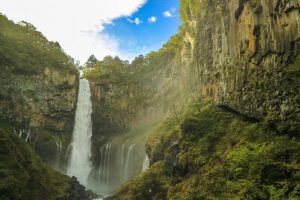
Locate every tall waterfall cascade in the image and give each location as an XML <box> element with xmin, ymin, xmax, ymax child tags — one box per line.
<box><xmin>67</xmin><ymin>79</ymin><xmax>93</xmax><ymax>186</ymax></box>
<box><xmin>66</xmin><ymin>78</ymin><xmax>149</xmax><ymax>196</ymax></box>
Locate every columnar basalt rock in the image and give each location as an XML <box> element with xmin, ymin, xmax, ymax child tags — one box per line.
<box><xmin>180</xmin><ymin>0</ymin><xmax>300</xmax><ymax>133</ymax></box>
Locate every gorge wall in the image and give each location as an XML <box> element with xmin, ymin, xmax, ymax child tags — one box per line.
<box><xmin>181</xmin><ymin>0</ymin><xmax>300</xmax><ymax>133</ymax></box>
<box><xmin>0</xmin><ymin>66</ymin><xmax>78</xmax><ymax>166</ymax></box>
<box><xmin>0</xmin><ymin>14</ymin><xmax>79</xmax><ymax>168</ymax></box>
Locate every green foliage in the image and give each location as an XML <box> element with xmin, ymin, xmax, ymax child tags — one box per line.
<box><xmin>284</xmin><ymin>55</ymin><xmax>300</xmax><ymax>84</ymax></box>
<box><xmin>286</xmin><ymin>55</ymin><xmax>300</xmax><ymax>73</ymax></box>
<box><xmin>111</xmin><ymin>103</ymin><xmax>300</xmax><ymax>199</ymax></box>
<box><xmin>0</xmin><ymin>14</ymin><xmax>76</xmax><ymax>74</ymax></box>
<box><xmin>0</xmin><ymin>121</ymin><xmax>72</xmax><ymax>200</ymax></box>
<box><xmin>85</xmin><ymin>54</ymin><xmax>98</xmax><ymax>69</ymax></box>
<box><xmin>83</xmin><ymin>55</ymin><xmax>128</xmax><ymax>79</ymax></box>
<box><xmin>266</xmin><ymin>185</ymin><xmax>288</xmax><ymax>200</ymax></box>
<box><xmin>179</xmin><ymin>0</ymin><xmax>203</xmax><ymax>23</ymax></box>
<box><xmin>111</xmin><ymin>161</ymin><xmax>173</xmax><ymax>200</ymax></box>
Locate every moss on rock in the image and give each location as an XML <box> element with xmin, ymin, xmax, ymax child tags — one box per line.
<box><xmin>110</xmin><ymin>103</ymin><xmax>300</xmax><ymax>199</ymax></box>
<box><xmin>0</xmin><ymin>121</ymin><xmax>94</xmax><ymax>200</ymax></box>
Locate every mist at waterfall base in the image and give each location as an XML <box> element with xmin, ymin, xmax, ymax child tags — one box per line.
<box><xmin>67</xmin><ymin>79</ymin><xmax>149</xmax><ymax>196</ymax></box>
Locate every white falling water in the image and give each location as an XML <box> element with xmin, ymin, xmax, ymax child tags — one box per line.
<box><xmin>142</xmin><ymin>154</ymin><xmax>149</xmax><ymax>171</ymax></box>
<box><xmin>67</xmin><ymin>79</ymin><xmax>93</xmax><ymax>186</ymax></box>
<box><xmin>65</xmin><ymin>79</ymin><xmax>149</xmax><ymax>196</ymax></box>
<box><xmin>124</xmin><ymin>144</ymin><xmax>136</xmax><ymax>180</ymax></box>
<box><xmin>95</xmin><ymin>140</ymin><xmax>142</xmax><ymax>194</ymax></box>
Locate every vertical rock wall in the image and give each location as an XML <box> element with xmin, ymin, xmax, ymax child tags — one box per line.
<box><xmin>0</xmin><ymin>66</ymin><xmax>79</xmax><ymax>167</ymax></box>
<box><xmin>182</xmin><ymin>0</ymin><xmax>300</xmax><ymax>133</ymax></box>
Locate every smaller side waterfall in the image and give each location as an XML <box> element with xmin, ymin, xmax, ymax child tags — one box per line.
<box><xmin>142</xmin><ymin>155</ymin><xmax>149</xmax><ymax>171</ymax></box>
<box><xmin>91</xmin><ymin>139</ymin><xmax>146</xmax><ymax>195</ymax></box>
<box><xmin>124</xmin><ymin>144</ymin><xmax>136</xmax><ymax>180</ymax></box>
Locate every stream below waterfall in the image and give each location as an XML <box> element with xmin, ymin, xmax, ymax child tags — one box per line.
<box><xmin>67</xmin><ymin>79</ymin><xmax>149</xmax><ymax>198</ymax></box>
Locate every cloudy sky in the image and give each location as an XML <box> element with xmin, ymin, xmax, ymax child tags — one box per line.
<box><xmin>0</xmin><ymin>0</ymin><xmax>180</xmax><ymax>63</ymax></box>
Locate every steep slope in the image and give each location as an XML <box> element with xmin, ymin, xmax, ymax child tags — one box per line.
<box><xmin>110</xmin><ymin>103</ymin><xmax>300</xmax><ymax>199</ymax></box>
<box><xmin>0</xmin><ymin>121</ymin><xmax>94</xmax><ymax>200</ymax></box>
<box><xmin>0</xmin><ymin>14</ymin><xmax>79</xmax><ymax>168</ymax></box>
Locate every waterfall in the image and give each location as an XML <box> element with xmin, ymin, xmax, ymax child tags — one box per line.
<box><xmin>65</xmin><ymin>79</ymin><xmax>147</xmax><ymax>196</ymax></box>
<box><xmin>124</xmin><ymin>144</ymin><xmax>136</xmax><ymax>180</ymax></box>
<box><xmin>67</xmin><ymin>79</ymin><xmax>93</xmax><ymax>186</ymax></box>
<box><xmin>142</xmin><ymin>154</ymin><xmax>149</xmax><ymax>171</ymax></box>
<box><xmin>55</xmin><ymin>136</ymin><xmax>62</xmax><ymax>157</ymax></box>
<box><xmin>94</xmin><ymin>140</ymin><xmax>143</xmax><ymax>194</ymax></box>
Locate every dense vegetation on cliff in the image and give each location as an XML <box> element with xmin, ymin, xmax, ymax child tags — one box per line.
<box><xmin>110</xmin><ymin>103</ymin><xmax>300</xmax><ymax>199</ymax></box>
<box><xmin>0</xmin><ymin>121</ymin><xmax>96</xmax><ymax>200</ymax></box>
<box><xmin>0</xmin><ymin>13</ymin><xmax>79</xmax><ymax>168</ymax></box>
<box><xmin>0</xmin><ymin>14</ymin><xmax>76</xmax><ymax>74</ymax></box>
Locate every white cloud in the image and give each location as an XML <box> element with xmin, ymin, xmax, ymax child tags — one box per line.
<box><xmin>163</xmin><ymin>8</ymin><xmax>176</xmax><ymax>18</ymax></box>
<box><xmin>0</xmin><ymin>0</ymin><xmax>147</xmax><ymax>63</ymax></box>
<box><xmin>127</xmin><ymin>17</ymin><xmax>142</xmax><ymax>25</ymax></box>
<box><xmin>148</xmin><ymin>16</ymin><xmax>157</xmax><ymax>23</ymax></box>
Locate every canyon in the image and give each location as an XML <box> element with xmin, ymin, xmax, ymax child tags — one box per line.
<box><xmin>0</xmin><ymin>0</ymin><xmax>299</xmax><ymax>199</ymax></box>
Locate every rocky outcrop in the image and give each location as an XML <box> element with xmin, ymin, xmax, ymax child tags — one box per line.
<box><xmin>88</xmin><ymin>78</ymin><xmax>153</xmax><ymax>193</ymax></box>
<box><xmin>182</xmin><ymin>0</ymin><xmax>300</xmax><ymax>133</ymax></box>
<box><xmin>0</xmin><ymin>66</ymin><xmax>79</xmax><ymax>166</ymax></box>
<box><xmin>89</xmin><ymin>81</ymin><xmax>130</xmax><ymax>139</ymax></box>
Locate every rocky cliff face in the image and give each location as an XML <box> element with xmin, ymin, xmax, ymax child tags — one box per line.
<box><xmin>0</xmin><ymin>67</ymin><xmax>78</xmax><ymax>166</ymax></box>
<box><xmin>0</xmin><ymin>15</ymin><xmax>79</xmax><ymax>168</ymax></box>
<box><xmin>181</xmin><ymin>0</ymin><xmax>300</xmax><ymax>133</ymax></box>
<box><xmin>89</xmin><ymin>81</ymin><xmax>131</xmax><ymax>139</ymax></box>
<box><xmin>88</xmin><ymin>72</ymin><xmax>157</xmax><ymax>192</ymax></box>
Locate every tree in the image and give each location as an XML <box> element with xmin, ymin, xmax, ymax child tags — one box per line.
<box><xmin>50</xmin><ymin>41</ymin><xmax>62</xmax><ymax>50</ymax></box>
<box><xmin>132</xmin><ymin>55</ymin><xmax>144</xmax><ymax>68</ymax></box>
<box><xmin>85</xmin><ymin>55</ymin><xmax>98</xmax><ymax>69</ymax></box>
<box><xmin>18</xmin><ymin>21</ymin><xmax>37</xmax><ymax>31</ymax></box>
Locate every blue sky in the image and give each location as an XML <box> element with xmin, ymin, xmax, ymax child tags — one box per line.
<box><xmin>103</xmin><ymin>0</ymin><xmax>181</xmax><ymax>58</ymax></box>
<box><xmin>1</xmin><ymin>0</ymin><xmax>181</xmax><ymax>62</ymax></box>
